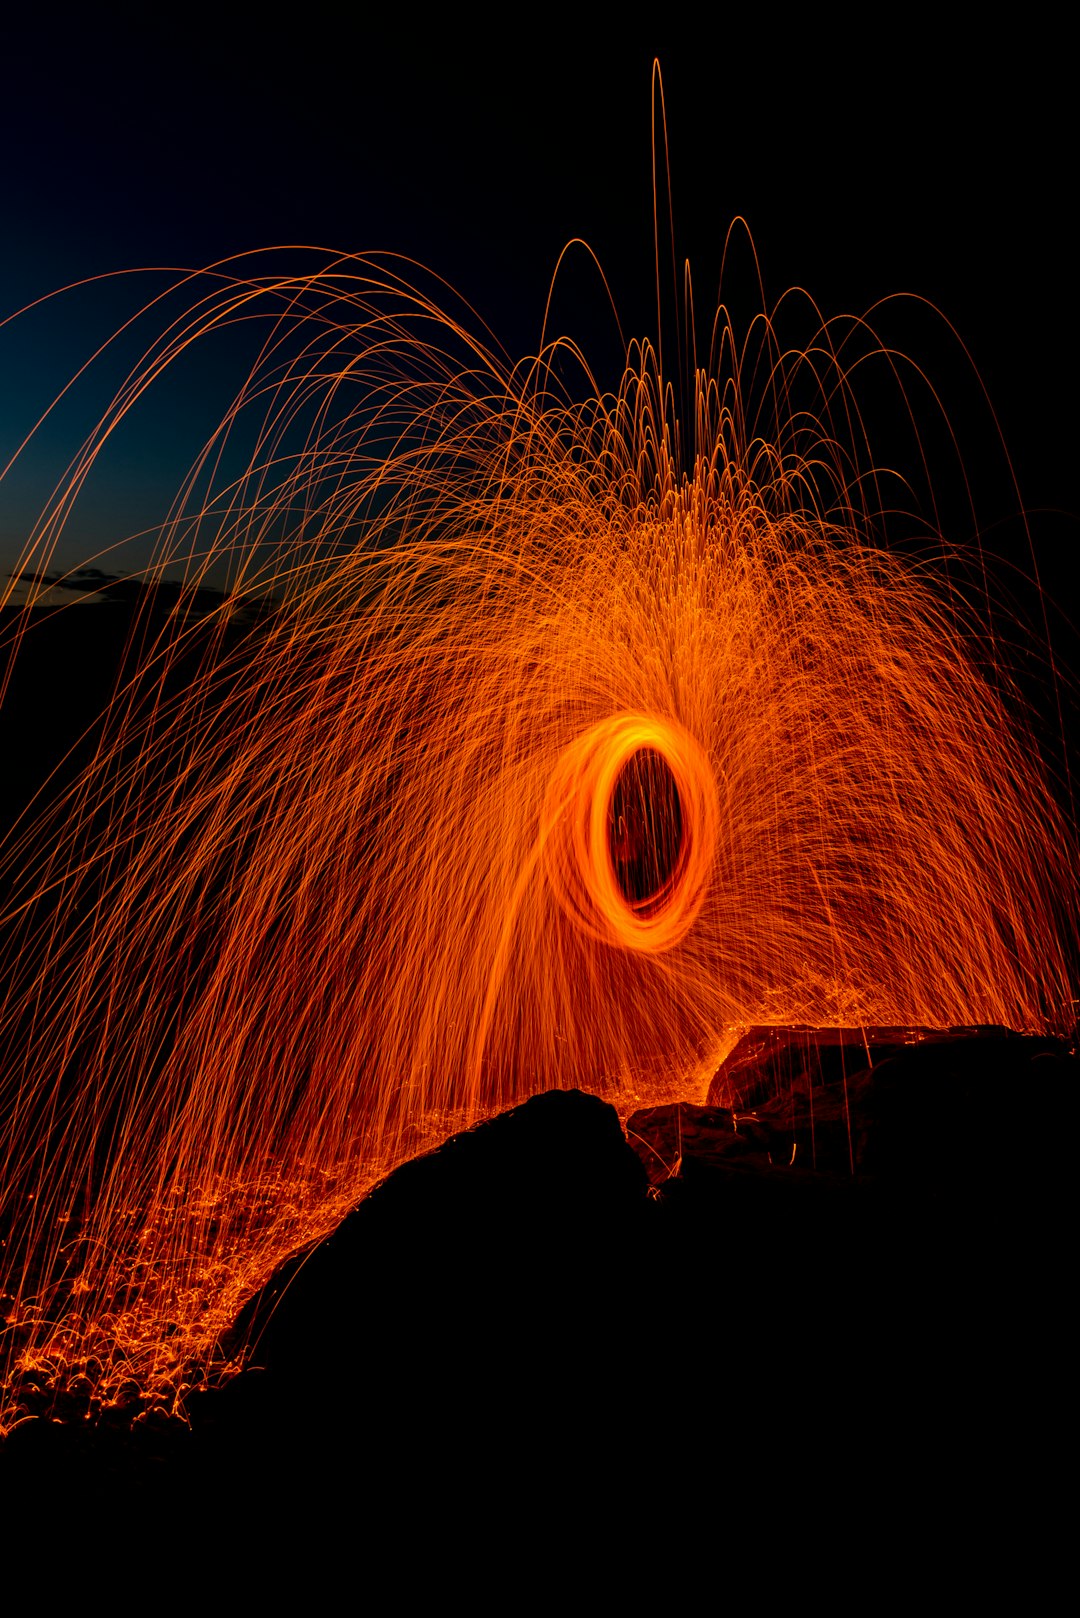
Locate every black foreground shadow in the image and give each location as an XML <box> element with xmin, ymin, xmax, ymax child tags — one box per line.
<box><xmin>1</xmin><ymin>1026</ymin><xmax>1074</xmax><ymax>1507</ymax></box>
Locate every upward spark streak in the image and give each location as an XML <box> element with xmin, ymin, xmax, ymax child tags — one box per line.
<box><xmin>0</xmin><ymin>249</ymin><xmax>1074</xmax><ymax>1425</ymax></box>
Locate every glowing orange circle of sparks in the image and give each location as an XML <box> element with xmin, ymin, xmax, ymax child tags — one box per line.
<box><xmin>541</xmin><ymin>712</ymin><xmax>718</xmax><ymax>953</ymax></box>
<box><xmin>1</xmin><ymin>237</ymin><xmax>1078</xmax><ymax>1432</ymax></box>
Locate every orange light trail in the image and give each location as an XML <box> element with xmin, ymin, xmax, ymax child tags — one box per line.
<box><xmin>0</xmin><ymin>246</ymin><xmax>1075</xmax><ymax>1429</ymax></box>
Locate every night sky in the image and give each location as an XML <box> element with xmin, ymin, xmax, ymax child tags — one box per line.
<box><xmin>1</xmin><ymin>19</ymin><xmax>1076</xmax><ymax>664</ymax></box>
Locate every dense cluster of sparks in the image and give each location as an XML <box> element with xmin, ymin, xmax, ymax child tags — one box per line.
<box><xmin>0</xmin><ymin>248</ymin><xmax>1075</xmax><ymax>1427</ymax></box>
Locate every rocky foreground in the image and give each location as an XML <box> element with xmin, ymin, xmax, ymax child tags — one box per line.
<box><xmin>1</xmin><ymin>1026</ymin><xmax>1074</xmax><ymax>1500</ymax></box>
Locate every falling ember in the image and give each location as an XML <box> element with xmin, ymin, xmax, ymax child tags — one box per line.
<box><xmin>0</xmin><ymin>240</ymin><xmax>1076</xmax><ymax>1429</ymax></box>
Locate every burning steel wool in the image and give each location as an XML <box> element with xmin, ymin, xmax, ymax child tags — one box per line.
<box><xmin>0</xmin><ymin>249</ymin><xmax>1075</xmax><ymax>1427</ymax></box>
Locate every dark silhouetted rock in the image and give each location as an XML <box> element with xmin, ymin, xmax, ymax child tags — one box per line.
<box><xmin>627</xmin><ymin>1102</ymin><xmax>775</xmax><ymax>1185</ymax></box>
<box><xmin>705</xmin><ymin>1023</ymin><xmax>1014</xmax><ymax>1109</ymax></box>
<box><xmin>2</xmin><ymin>1034</ymin><xmax>1074</xmax><ymax>1496</ymax></box>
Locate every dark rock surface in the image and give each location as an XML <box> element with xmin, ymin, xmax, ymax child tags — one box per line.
<box><xmin>1</xmin><ymin>1031</ymin><xmax>1074</xmax><ymax>1500</ymax></box>
<box><xmin>645</xmin><ymin>1024</ymin><xmax>1070</xmax><ymax>1180</ymax></box>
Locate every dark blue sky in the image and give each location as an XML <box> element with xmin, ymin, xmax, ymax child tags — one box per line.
<box><xmin>1</xmin><ymin>18</ymin><xmax>1075</xmax><ymax>618</ymax></box>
